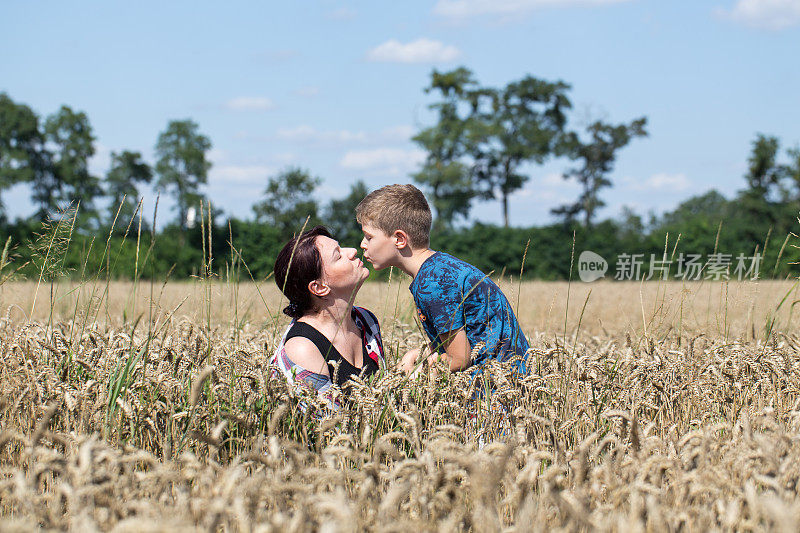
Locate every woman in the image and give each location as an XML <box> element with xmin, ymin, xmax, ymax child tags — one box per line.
<box><xmin>272</xmin><ymin>226</ymin><xmax>385</xmax><ymax>406</ymax></box>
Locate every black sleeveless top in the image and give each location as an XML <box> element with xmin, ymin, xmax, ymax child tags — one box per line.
<box><xmin>284</xmin><ymin>320</ymin><xmax>380</xmax><ymax>388</ymax></box>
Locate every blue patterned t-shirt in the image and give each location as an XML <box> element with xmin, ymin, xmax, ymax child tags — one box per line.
<box><xmin>409</xmin><ymin>251</ymin><xmax>529</xmax><ymax>372</ymax></box>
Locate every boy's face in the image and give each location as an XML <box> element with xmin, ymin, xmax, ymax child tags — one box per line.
<box><xmin>360</xmin><ymin>224</ymin><xmax>398</xmax><ymax>270</ymax></box>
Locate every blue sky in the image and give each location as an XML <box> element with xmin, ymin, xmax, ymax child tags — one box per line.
<box><xmin>2</xmin><ymin>0</ymin><xmax>799</xmax><ymax>228</ymax></box>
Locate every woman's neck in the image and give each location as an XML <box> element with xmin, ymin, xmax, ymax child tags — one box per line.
<box><xmin>303</xmin><ymin>297</ymin><xmax>355</xmax><ymax>331</ymax></box>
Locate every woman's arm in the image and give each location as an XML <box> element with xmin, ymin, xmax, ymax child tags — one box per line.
<box><xmin>283</xmin><ymin>337</ymin><xmax>331</xmax><ymax>378</ymax></box>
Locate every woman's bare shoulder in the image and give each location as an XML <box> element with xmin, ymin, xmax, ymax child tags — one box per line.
<box><xmin>283</xmin><ymin>336</ymin><xmax>330</xmax><ymax>377</ymax></box>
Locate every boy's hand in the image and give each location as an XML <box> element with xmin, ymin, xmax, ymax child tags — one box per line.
<box><xmin>400</xmin><ymin>348</ymin><xmax>420</xmax><ymax>376</ymax></box>
<box><xmin>401</xmin><ymin>346</ymin><xmax>438</xmax><ymax>378</ymax></box>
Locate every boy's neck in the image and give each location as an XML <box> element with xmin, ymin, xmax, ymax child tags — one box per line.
<box><xmin>396</xmin><ymin>247</ymin><xmax>436</xmax><ymax>279</ymax></box>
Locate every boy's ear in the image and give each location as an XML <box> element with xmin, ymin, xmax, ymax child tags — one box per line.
<box><xmin>308</xmin><ymin>279</ymin><xmax>330</xmax><ymax>298</ymax></box>
<box><xmin>393</xmin><ymin>230</ymin><xmax>411</xmax><ymax>250</ymax></box>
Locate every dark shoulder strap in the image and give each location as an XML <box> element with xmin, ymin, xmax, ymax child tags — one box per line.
<box><xmin>285</xmin><ymin>321</ymin><xmax>344</xmax><ymax>362</ymax></box>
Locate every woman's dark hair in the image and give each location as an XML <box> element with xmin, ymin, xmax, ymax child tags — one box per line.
<box><xmin>274</xmin><ymin>225</ymin><xmax>333</xmax><ymax>319</ymax></box>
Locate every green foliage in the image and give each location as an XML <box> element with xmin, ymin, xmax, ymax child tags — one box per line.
<box><xmin>470</xmin><ymin>76</ymin><xmax>573</xmax><ymax>227</ymax></box>
<box><xmin>744</xmin><ymin>134</ymin><xmax>783</xmax><ymax>199</ymax></box>
<box><xmin>412</xmin><ymin>68</ymin><xmax>481</xmax><ymax>228</ymax></box>
<box><xmin>29</xmin><ymin>204</ymin><xmax>79</xmax><ymax>283</ymax></box>
<box><xmin>785</xmin><ymin>145</ymin><xmax>800</xmax><ymax>198</ymax></box>
<box><xmin>252</xmin><ymin>167</ymin><xmax>321</xmax><ymax>241</ymax></box>
<box><xmin>552</xmin><ymin>117</ymin><xmax>648</xmax><ymax>227</ymax></box>
<box><xmin>324</xmin><ymin>180</ymin><xmax>368</xmax><ymax>247</ymax></box>
<box><xmin>105</xmin><ymin>150</ymin><xmax>153</xmax><ymax>231</ymax></box>
<box><xmin>106</xmin><ymin>319</ymin><xmax>147</xmax><ymax>434</ymax></box>
<box><xmin>226</xmin><ymin>218</ymin><xmax>283</xmax><ymax>279</ymax></box>
<box><xmin>413</xmin><ymin>68</ymin><xmax>574</xmax><ymax>228</ymax></box>
<box><xmin>432</xmin><ymin>220</ymin><xmax>625</xmax><ymax>280</ymax></box>
<box><xmin>43</xmin><ymin>105</ymin><xmax>100</xmax><ymax>225</ymax></box>
<box><xmin>155</xmin><ymin>119</ymin><xmax>212</xmax><ymax>230</ymax></box>
<box><xmin>1</xmin><ymin>93</ymin><xmax>799</xmax><ymax>285</ymax></box>
<box><xmin>0</xmin><ymin>93</ymin><xmax>46</xmax><ymax>218</ymax></box>
<box><xmin>0</xmin><ymin>187</ymin><xmax>798</xmax><ymax>284</ymax></box>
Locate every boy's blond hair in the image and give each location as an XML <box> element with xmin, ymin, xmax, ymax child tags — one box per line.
<box><xmin>356</xmin><ymin>184</ymin><xmax>432</xmax><ymax>249</ymax></box>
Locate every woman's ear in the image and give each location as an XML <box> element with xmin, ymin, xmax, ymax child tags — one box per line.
<box><xmin>393</xmin><ymin>230</ymin><xmax>411</xmax><ymax>250</ymax></box>
<box><xmin>308</xmin><ymin>279</ymin><xmax>330</xmax><ymax>298</ymax></box>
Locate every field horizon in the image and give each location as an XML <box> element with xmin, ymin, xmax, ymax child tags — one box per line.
<box><xmin>2</xmin><ymin>277</ymin><xmax>798</xmax><ymax>341</ymax></box>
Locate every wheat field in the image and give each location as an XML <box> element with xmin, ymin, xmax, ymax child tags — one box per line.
<box><xmin>2</xmin><ymin>278</ymin><xmax>800</xmax><ymax>531</ymax></box>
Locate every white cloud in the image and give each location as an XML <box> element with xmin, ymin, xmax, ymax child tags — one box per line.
<box><xmin>541</xmin><ymin>171</ymin><xmax>579</xmax><ymax>188</ymax></box>
<box><xmin>277</xmin><ymin>125</ymin><xmax>367</xmax><ymax>144</ymax></box>
<box><xmin>510</xmin><ymin>173</ymin><xmax>578</xmax><ymax>204</ymax></box>
<box><xmin>294</xmin><ymin>86</ymin><xmax>320</xmax><ymax>98</ymax></box>
<box><xmin>225</xmin><ymin>97</ymin><xmax>274</xmax><ymax>112</ymax></box>
<box><xmin>255</xmin><ymin>50</ymin><xmax>300</xmax><ymax>63</ymax></box>
<box><xmin>366</xmin><ymin>38</ymin><xmax>461</xmax><ymax>63</ymax></box>
<box><xmin>271</xmin><ymin>152</ymin><xmax>299</xmax><ymax>164</ymax></box>
<box><xmin>207</xmin><ymin>148</ymin><xmax>227</xmax><ymax>164</ymax></box>
<box><xmin>340</xmin><ymin>148</ymin><xmax>426</xmax><ymax>176</ymax></box>
<box><xmin>718</xmin><ymin>0</ymin><xmax>800</xmax><ymax>30</ymax></box>
<box><xmin>434</xmin><ymin>0</ymin><xmax>630</xmax><ymax>18</ymax></box>
<box><xmin>275</xmin><ymin>124</ymin><xmax>417</xmax><ymax>145</ymax></box>
<box><xmin>631</xmin><ymin>173</ymin><xmax>691</xmax><ymax>192</ymax></box>
<box><xmin>211</xmin><ymin>165</ymin><xmax>273</xmax><ymax>184</ymax></box>
<box><xmin>326</xmin><ymin>7</ymin><xmax>357</xmax><ymax>20</ymax></box>
<box><xmin>380</xmin><ymin>125</ymin><xmax>415</xmax><ymax>142</ymax></box>
<box><xmin>513</xmin><ymin>189</ymin><xmax>572</xmax><ymax>203</ymax></box>
<box><xmin>205</xmin><ymin>165</ymin><xmax>277</xmax><ymax>215</ymax></box>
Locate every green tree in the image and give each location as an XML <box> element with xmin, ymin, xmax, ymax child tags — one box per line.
<box><xmin>252</xmin><ymin>167</ymin><xmax>320</xmax><ymax>239</ymax></box>
<box><xmin>105</xmin><ymin>150</ymin><xmax>153</xmax><ymax>230</ymax></box>
<box><xmin>413</xmin><ymin>67</ymin><xmax>481</xmax><ymax>228</ymax></box>
<box><xmin>471</xmin><ymin>76</ymin><xmax>572</xmax><ymax>227</ymax></box>
<box><xmin>743</xmin><ymin>134</ymin><xmax>782</xmax><ymax>200</ymax></box>
<box><xmin>0</xmin><ymin>93</ymin><xmax>46</xmax><ymax>220</ymax></box>
<box><xmin>655</xmin><ymin>190</ymin><xmax>729</xmax><ymax>228</ymax></box>
<box><xmin>552</xmin><ymin>117</ymin><xmax>648</xmax><ymax>227</ymax></box>
<box><xmin>42</xmin><ymin>105</ymin><xmax>100</xmax><ymax>223</ymax></box>
<box><xmin>786</xmin><ymin>145</ymin><xmax>800</xmax><ymax>199</ymax></box>
<box><xmin>155</xmin><ymin>119</ymin><xmax>212</xmax><ymax>230</ymax></box>
<box><xmin>323</xmin><ymin>180</ymin><xmax>368</xmax><ymax>246</ymax></box>
<box><xmin>735</xmin><ymin>134</ymin><xmax>788</xmax><ymax>232</ymax></box>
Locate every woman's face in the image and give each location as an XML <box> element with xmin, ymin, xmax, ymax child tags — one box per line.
<box><xmin>315</xmin><ymin>236</ymin><xmax>369</xmax><ymax>293</ymax></box>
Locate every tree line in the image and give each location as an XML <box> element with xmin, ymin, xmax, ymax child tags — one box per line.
<box><xmin>412</xmin><ymin>67</ymin><xmax>648</xmax><ymax>229</ymax></box>
<box><xmin>1</xmin><ymin>66</ymin><xmax>799</xmax><ymax>282</ymax></box>
<box><xmin>0</xmin><ymin>93</ymin><xmax>212</xmax><ymax>233</ymax></box>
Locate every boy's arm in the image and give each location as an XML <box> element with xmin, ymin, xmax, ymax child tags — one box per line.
<box><xmin>435</xmin><ymin>328</ymin><xmax>471</xmax><ymax>371</ymax></box>
<box><xmin>400</xmin><ymin>330</ymin><xmax>471</xmax><ymax>376</ymax></box>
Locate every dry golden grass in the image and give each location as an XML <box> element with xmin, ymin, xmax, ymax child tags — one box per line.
<box><xmin>2</xmin><ymin>278</ymin><xmax>800</xmax><ymax>531</ymax></box>
<box><xmin>3</xmin><ymin>277</ymin><xmax>799</xmax><ymax>338</ymax></box>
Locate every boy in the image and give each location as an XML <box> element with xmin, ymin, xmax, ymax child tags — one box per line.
<box><xmin>356</xmin><ymin>184</ymin><xmax>529</xmax><ymax>375</ymax></box>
